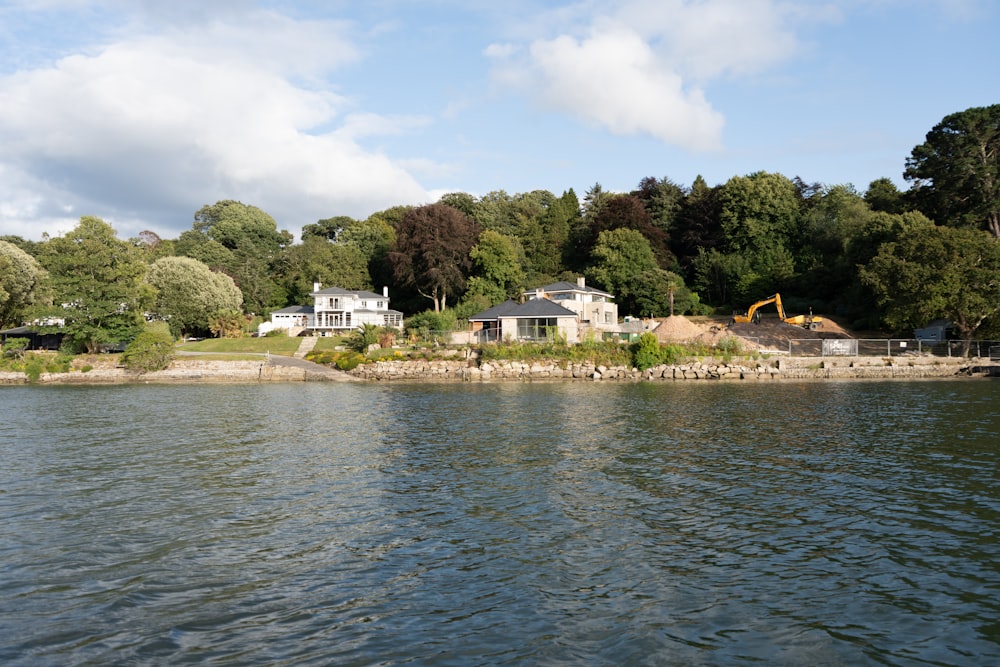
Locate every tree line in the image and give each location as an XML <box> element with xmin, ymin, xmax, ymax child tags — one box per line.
<box><xmin>1</xmin><ymin>104</ymin><xmax>998</xmax><ymax>353</ymax></box>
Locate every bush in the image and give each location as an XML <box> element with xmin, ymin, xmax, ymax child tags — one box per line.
<box><xmin>404</xmin><ymin>310</ymin><xmax>457</xmax><ymax>343</ymax></box>
<box><xmin>122</xmin><ymin>327</ymin><xmax>175</xmax><ymax>372</ymax></box>
<box><xmin>2</xmin><ymin>337</ymin><xmax>29</xmax><ymax>359</ymax></box>
<box><xmin>347</xmin><ymin>323</ymin><xmax>382</xmax><ymax>353</ymax></box>
<box><xmin>335</xmin><ymin>351</ymin><xmax>365</xmax><ymax>371</ymax></box>
<box><xmin>631</xmin><ymin>333</ymin><xmax>662</xmax><ymax>371</ymax></box>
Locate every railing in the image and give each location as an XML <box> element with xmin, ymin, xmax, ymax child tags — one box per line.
<box><xmin>782</xmin><ymin>339</ymin><xmax>1000</xmax><ymax>358</ymax></box>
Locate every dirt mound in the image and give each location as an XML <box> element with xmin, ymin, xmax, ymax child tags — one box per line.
<box><xmin>726</xmin><ymin>316</ymin><xmax>853</xmax><ymax>350</ymax></box>
<box><xmin>652</xmin><ymin>315</ymin><xmax>706</xmax><ymax>342</ymax></box>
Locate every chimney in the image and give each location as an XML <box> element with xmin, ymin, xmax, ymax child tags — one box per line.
<box><xmin>313</xmin><ymin>281</ymin><xmax>321</xmax><ymax>293</ymax></box>
<box><xmin>383</xmin><ymin>286</ymin><xmax>389</xmax><ymax>298</ymax></box>
<box><xmin>577</xmin><ymin>276</ymin><xmax>586</xmax><ymax>288</ymax></box>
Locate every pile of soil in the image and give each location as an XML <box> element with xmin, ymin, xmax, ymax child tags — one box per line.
<box><xmin>726</xmin><ymin>316</ymin><xmax>853</xmax><ymax>349</ymax></box>
<box><xmin>652</xmin><ymin>315</ymin><xmax>705</xmax><ymax>342</ymax></box>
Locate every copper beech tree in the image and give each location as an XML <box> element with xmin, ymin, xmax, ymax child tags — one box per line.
<box><xmin>389</xmin><ymin>204</ymin><xmax>481</xmax><ymax>312</ymax></box>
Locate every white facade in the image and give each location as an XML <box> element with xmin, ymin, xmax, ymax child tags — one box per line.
<box><xmin>521</xmin><ymin>277</ymin><xmax>619</xmax><ymax>334</ymax></box>
<box><xmin>266</xmin><ymin>283</ymin><xmax>402</xmax><ymax>336</ymax></box>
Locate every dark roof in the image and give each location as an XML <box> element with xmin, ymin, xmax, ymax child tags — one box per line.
<box><xmin>525</xmin><ymin>281</ymin><xmax>613</xmax><ymax>298</ymax></box>
<box><xmin>272</xmin><ymin>305</ymin><xmax>315</xmax><ymax>315</ymax></box>
<box><xmin>469</xmin><ymin>299</ymin><xmax>577</xmax><ymax>321</ymax></box>
<box><xmin>468</xmin><ymin>300</ymin><xmax>521</xmax><ymax>321</ymax></box>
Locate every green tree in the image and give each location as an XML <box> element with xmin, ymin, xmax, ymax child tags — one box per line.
<box><xmin>586</xmin><ymin>228</ymin><xmax>659</xmax><ymax>315</ymax></box>
<box><xmin>190</xmin><ymin>200</ymin><xmax>292</xmax><ymax>313</ymax></box>
<box><xmin>121</xmin><ymin>322</ymin><xmax>175</xmax><ymax>373</ymax></box>
<box><xmin>147</xmin><ymin>256</ymin><xmax>243</xmax><ymax>338</ymax></box>
<box><xmin>719</xmin><ymin>171</ymin><xmax>801</xmax><ymax>253</ymax></box>
<box><xmin>389</xmin><ymin>204</ymin><xmax>481</xmax><ymax>312</ymax></box>
<box><xmin>0</xmin><ymin>240</ymin><xmax>47</xmax><ymax>329</ymax></box>
<box><xmin>671</xmin><ymin>175</ymin><xmax>723</xmax><ymax>277</ymax></box>
<box><xmin>905</xmin><ymin>104</ymin><xmax>1000</xmax><ymax>237</ymax></box>
<box><xmin>864</xmin><ymin>177</ymin><xmax>905</xmax><ymax>214</ymax></box>
<box><xmin>631</xmin><ymin>176</ymin><xmax>685</xmax><ymax>235</ymax></box>
<box><xmin>465</xmin><ymin>230</ymin><xmax>526</xmax><ymax>304</ymax></box>
<box><xmin>279</xmin><ymin>236</ymin><xmax>371</xmax><ymax>304</ymax></box>
<box><xmin>301</xmin><ymin>215</ymin><xmax>357</xmax><ymax>241</ymax></box>
<box><xmin>37</xmin><ymin>217</ymin><xmax>150</xmax><ymax>353</ymax></box>
<box><xmin>631</xmin><ymin>269</ymin><xmax>698</xmax><ymax>318</ymax></box>
<box><xmin>860</xmin><ymin>225</ymin><xmax>1000</xmax><ymax>355</ymax></box>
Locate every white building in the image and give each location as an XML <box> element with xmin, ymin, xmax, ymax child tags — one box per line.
<box><xmin>264</xmin><ymin>283</ymin><xmax>403</xmax><ymax>336</ymax></box>
<box><xmin>521</xmin><ymin>277</ymin><xmax>619</xmax><ymax>334</ymax></box>
<box><xmin>466</xmin><ymin>277</ymin><xmax>621</xmax><ymax>344</ymax></box>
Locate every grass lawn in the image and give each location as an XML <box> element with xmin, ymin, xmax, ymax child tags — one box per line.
<box><xmin>176</xmin><ymin>337</ymin><xmax>303</xmax><ymax>356</ymax></box>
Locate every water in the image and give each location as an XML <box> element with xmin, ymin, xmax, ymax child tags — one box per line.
<box><xmin>1</xmin><ymin>380</ymin><xmax>998</xmax><ymax>666</ymax></box>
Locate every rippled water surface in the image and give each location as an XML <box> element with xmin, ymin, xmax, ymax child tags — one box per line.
<box><xmin>1</xmin><ymin>380</ymin><xmax>998</xmax><ymax>665</ymax></box>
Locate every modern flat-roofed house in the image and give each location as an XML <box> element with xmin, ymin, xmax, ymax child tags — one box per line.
<box><xmin>467</xmin><ymin>277</ymin><xmax>619</xmax><ymax>343</ymax></box>
<box><xmin>265</xmin><ymin>283</ymin><xmax>403</xmax><ymax>336</ymax></box>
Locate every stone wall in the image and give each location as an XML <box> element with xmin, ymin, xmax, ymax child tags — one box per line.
<box><xmin>0</xmin><ymin>360</ymin><xmax>311</xmax><ymax>385</ymax></box>
<box><xmin>351</xmin><ymin>356</ymin><xmax>981</xmax><ymax>382</ymax></box>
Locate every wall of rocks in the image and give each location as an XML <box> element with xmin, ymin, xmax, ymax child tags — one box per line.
<box><xmin>351</xmin><ymin>356</ymin><xmax>978</xmax><ymax>382</ymax></box>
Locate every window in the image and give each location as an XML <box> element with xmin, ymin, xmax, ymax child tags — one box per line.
<box><xmin>377</xmin><ymin>301</ymin><xmax>384</xmax><ymax>309</ymax></box>
<box><xmin>517</xmin><ymin>318</ymin><xmax>558</xmax><ymax>340</ymax></box>
<box><xmin>361</xmin><ymin>300</ymin><xmax>367</xmax><ymax>309</ymax></box>
<box><xmin>605</xmin><ymin>312</ymin><xmax>611</xmax><ymax>324</ymax></box>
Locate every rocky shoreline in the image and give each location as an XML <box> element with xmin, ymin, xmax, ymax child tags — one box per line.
<box><xmin>2</xmin><ymin>354</ymin><xmax>991</xmax><ymax>385</ymax></box>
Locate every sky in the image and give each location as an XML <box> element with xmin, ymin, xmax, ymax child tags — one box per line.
<box><xmin>0</xmin><ymin>0</ymin><xmax>996</xmax><ymax>243</ymax></box>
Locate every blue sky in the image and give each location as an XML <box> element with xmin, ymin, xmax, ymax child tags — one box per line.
<box><xmin>0</xmin><ymin>0</ymin><xmax>995</xmax><ymax>242</ymax></box>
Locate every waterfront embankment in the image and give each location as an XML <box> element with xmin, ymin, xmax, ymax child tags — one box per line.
<box><xmin>0</xmin><ymin>354</ymin><xmax>993</xmax><ymax>385</ymax></box>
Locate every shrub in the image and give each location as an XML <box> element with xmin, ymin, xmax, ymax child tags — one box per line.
<box><xmin>631</xmin><ymin>333</ymin><xmax>662</xmax><ymax>370</ymax></box>
<box><xmin>122</xmin><ymin>327</ymin><xmax>175</xmax><ymax>372</ymax></box>
<box><xmin>347</xmin><ymin>323</ymin><xmax>382</xmax><ymax>353</ymax></box>
<box><xmin>335</xmin><ymin>351</ymin><xmax>365</xmax><ymax>371</ymax></box>
<box><xmin>404</xmin><ymin>310</ymin><xmax>457</xmax><ymax>343</ymax></box>
<box><xmin>2</xmin><ymin>337</ymin><xmax>29</xmax><ymax>359</ymax></box>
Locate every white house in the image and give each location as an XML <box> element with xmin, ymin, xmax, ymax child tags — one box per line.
<box><xmin>264</xmin><ymin>283</ymin><xmax>403</xmax><ymax>336</ymax></box>
<box><xmin>522</xmin><ymin>277</ymin><xmax>619</xmax><ymax>334</ymax></box>
<box><xmin>467</xmin><ymin>277</ymin><xmax>621</xmax><ymax>344</ymax></box>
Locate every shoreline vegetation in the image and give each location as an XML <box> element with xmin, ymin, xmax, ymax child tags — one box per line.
<box><xmin>0</xmin><ymin>348</ymin><xmax>995</xmax><ymax>385</ymax></box>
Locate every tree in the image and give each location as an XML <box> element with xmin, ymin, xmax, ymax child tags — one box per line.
<box><xmin>631</xmin><ymin>176</ymin><xmax>685</xmax><ymax>234</ymax></box>
<box><xmin>36</xmin><ymin>217</ymin><xmax>150</xmax><ymax>353</ymax></box>
<box><xmin>0</xmin><ymin>240</ymin><xmax>47</xmax><ymax>329</ymax></box>
<box><xmin>864</xmin><ymin>177</ymin><xmax>905</xmax><ymax>214</ymax></box>
<box><xmin>586</xmin><ymin>228</ymin><xmax>659</xmax><ymax>315</ymax></box>
<box><xmin>301</xmin><ymin>216</ymin><xmax>357</xmax><ymax>242</ymax></box>
<box><xmin>190</xmin><ymin>200</ymin><xmax>293</xmax><ymax>313</ymax></box>
<box><xmin>905</xmin><ymin>104</ymin><xmax>1000</xmax><ymax>237</ymax></box>
<box><xmin>860</xmin><ymin>225</ymin><xmax>1000</xmax><ymax>355</ymax></box>
<box><xmin>719</xmin><ymin>171</ymin><xmax>801</xmax><ymax>253</ymax></box>
<box><xmin>121</xmin><ymin>322</ymin><xmax>175</xmax><ymax>373</ymax></box>
<box><xmin>465</xmin><ymin>230</ymin><xmax>526</xmax><ymax>304</ymax></box>
<box><xmin>671</xmin><ymin>175</ymin><xmax>723</xmax><ymax>276</ymax></box>
<box><xmin>147</xmin><ymin>256</ymin><xmax>243</xmax><ymax>338</ymax></box>
<box><xmin>389</xmin><ymin>204</ymin><xmax>481</xmax><ymax>312</ymax></box>
<box><xmin>279</xmin><ymin>236</ymin><xmax>371</xmax><ymax>304</ymax></box>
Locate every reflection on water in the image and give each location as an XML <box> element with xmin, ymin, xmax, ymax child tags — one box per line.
<box><xmin>1</xmin><ymin>380</ymin><xmax>998</xmax><ymax>665</ymax></box>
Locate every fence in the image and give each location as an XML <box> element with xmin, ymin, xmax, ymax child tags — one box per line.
<box><xmin>782</xmin><ymin>338</ymin><xmax>1000</xmax><ymax>358</ymax></box>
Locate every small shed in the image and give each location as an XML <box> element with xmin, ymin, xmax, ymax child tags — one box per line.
<box><xmin>914</xmin><ymin>319</ymin><xmax>953</xmax><ymax>342</ymax></box>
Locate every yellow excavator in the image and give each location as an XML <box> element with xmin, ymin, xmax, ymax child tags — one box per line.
<box><xmin>731</xmin><ymin>293</ymin><xmax>822</xmax><ymax>330</ymax></box>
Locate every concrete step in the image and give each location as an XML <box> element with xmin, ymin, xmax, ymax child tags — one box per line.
<box><xmin>294</xmin><ymin>335</ymin><xmax>319</xmax><ymax>358</ymax></box>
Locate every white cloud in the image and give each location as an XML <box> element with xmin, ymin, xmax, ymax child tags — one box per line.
<box><xmin>487</xmin><ymin>0</ymin><xmax>828</xmax><ymax>152</ymax></box>
<box><xmin>0</xmin><ymin>7</ymin><xmax>433</xmax><ymax>240</ymax></box>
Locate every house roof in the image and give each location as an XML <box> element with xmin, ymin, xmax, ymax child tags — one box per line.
<box><xmin>312</xmin><ymin>286</ymin><xmax>387</xmax><ymax>300</ymax></box>
<box><xmin>469</xmin><ymin>299</ymin><xmax>577</xmax><ymax>321</ymax></box>
<box><xmin>525</xmin><ymin>281</ymin><xmax>613</xmax><ymax>298</ymax></box>
<box><xmin>467</xmin><ymin>300</ymin><xmax>521</xmax><ymax>321</ymax></box>
<box><xmin>272</xmin><ymin>305</ymin><xmax>315</xmax><ymax>315</ymax></box>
